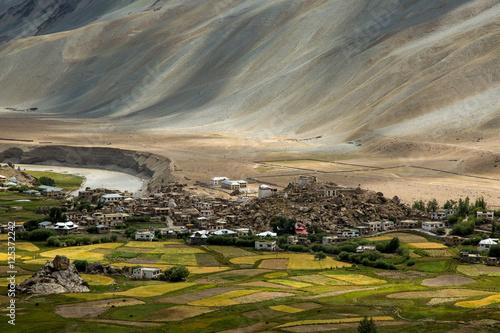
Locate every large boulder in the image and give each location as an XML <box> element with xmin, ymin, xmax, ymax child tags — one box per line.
<box><xmin>16</xmin><ymin>256</ymin><xmax>90</xmax><ymax>295</ymax></box>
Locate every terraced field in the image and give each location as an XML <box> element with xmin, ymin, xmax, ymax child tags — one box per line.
<box><xmin>2</xmin><ymin>232</ymin><xmax>500</xmax><ymax>332</ymax></box>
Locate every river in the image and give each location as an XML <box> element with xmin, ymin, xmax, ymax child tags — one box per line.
<box><xmin>17</xmin><ymin>164</ymin><xmax>146</xmax><ymax>196</ymax></box>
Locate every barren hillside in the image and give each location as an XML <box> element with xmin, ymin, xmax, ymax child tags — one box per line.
<box><xmin>0</xmin><ymin>0</ymin><xmax>499</xmax><ymax>144</ymax></box>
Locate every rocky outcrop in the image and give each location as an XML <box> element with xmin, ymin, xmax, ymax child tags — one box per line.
<box><xmin>86</xmin><ymin>261</ymin><xmax>132</xmax><ymax>278</ymax></box>
<box><xmin>16</xmin><ymin>255</ymin><xmax>90</xmax><ymax>295</ymax></box>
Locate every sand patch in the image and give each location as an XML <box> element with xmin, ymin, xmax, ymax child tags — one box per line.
<box><xmin>421</xmin><ymin>275</ymin><xmax>475</xmax><ymax>287</ymax></box>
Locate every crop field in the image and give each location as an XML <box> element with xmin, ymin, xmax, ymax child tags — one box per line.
<box><xmin>268</xmin><ymin>279</ymin><xmax>313</xmax><ymax>288</ymax></box>
<box><xmin>409</xmin><ymin>242</ymin><xmax>447</xmax><ymax>249</ymax></box>
<box><xmin>276</xmin><ymin>316</ymin><xmax>395</xmax><ymax>328</ymax></box>
<box><xmin>323</xmin><ymin>273</ymin><xmax>387</xmax><ymax>285</ymax></box>
<box><xmin>387</xmin><ymin>289</ymin><xmax>494</xmax><ymax>299</ymax></box>
<box><xmin>189</xmin><ymin>290</ymin><xmax>260</xmax><ymax>306</ymax></box>
<box><xmin>457</xmin><ymin>265</ymin><xmax>500</xmax><ymax>277</ymax></box>
<box><xmin>388</xmin><ymin>233</ymin><xmax>428</xmax><ymax>243</ymax></box>
<box><xmin>157</xmin><ymin>253</ymin><xmax>198</xmax><ymax>266</ymax></box>
<box><xmin>231</xmin><ymin>253</ymin><xmax>350</xmax><ymax>270</ymax></box>
<box><xmin>207</xmin><ymin>246</ymin><xmax>256</xmax><ymax>258</ymax></box>
<box><xmin>24</xmin><ymin>170</ymin><xmax>84</xmax><ymax>191</ymax></box>
<box><xmin>107</xmin><ymin>282</ymin><xmax>196</xmax><ymax>298</ymax></box>
<box><xmin>455</xmin><ymin>294</ymin><xmax>500</xmax><ymax>308</ymax></box>
<box><xmin>291</xmin><ymin>274</ymin><xmax>347</xmax><ymax>285</ymax></box>
<box><xmin>80</xmin><ymin>274</ymin><xmax>115</xmax><ymax>286</ymax></box>
<box><xmin>269</xmin><ymin>304</ymin><xmax>304</xmax><ymax>313</ymax></box>
<box><xmin>5</xmin><ymin>231</ymin><xmax>500</xmax><ymax>333</ymax></box>
<box><xmin>148</xmin><ymin>305</ymin><xmax>214</xmax><ymax>321</ymax></box>
<box><xmin>11</xmin><ymin>242</ymin><xmax>40</xmax><ymax>252</ymax></box>
<box><xmin>39</xmin><ymin>243</ymin><xmax>123</xmax><ymax>262</ymax></box>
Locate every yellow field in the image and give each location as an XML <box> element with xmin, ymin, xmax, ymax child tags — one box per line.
<box><xmin>5</xmin><ymin>242</ymin><xmax>39</xmax><ymax>252</ymax></box>
<box><xmin>80</xmin><ymin>274</ymin><xmax>115</xmax><ymax>286</ymax></box>
<box><xmin>264</xmin><ymin>272</ymin><xmax>288</xmax><ymax>279</ymax></box>
<box><xmin>387</xmin><ymin>289</ymin><xmax>493</xmax><ymax>299</ymax></box>
<box><xmin>157</xmin><ymin>253</ymin><xmax>198</xmax><ymax>266</ymax></box>
<box><xmin>0</xmin><ymin>234</ymin><xmax>8</xmax><ymax>240</ymax></box>
<box><xmin>189</xmin><ymin>290</ymin><xmax>260</xmax><ymax>307</ymax></box>
<box><xmin>457</xmin><ymin>265</ymin><xmax>500</xmax><ymax>277</ymax></box>
<box><xmin>230</xmin><ymin>254</ymin><xmax>276</xmax><ymax>265</ymax></box>
<box><xmin>107</xmin><ymin>282</ymin><xmax>195</xmax><ymax>298</ymax></box>
<box><xmin>291</xmin><ymin>274</ymin><xmax>346</xmax><ymax>286</ymax></box>
<box><xmin>389</xmin><ymin>233</ymin><xmax>427</xmax><ymax>243</ymax></box>
<box><xmin>409</xmin><ymin>243</ymin><xmax>447</xmax><ymax>249</ymax></box>
<box><xmin>151</xmin><ymin>247</ymin><xmax>204</xmax><ymax>254</ymax></box>
<box><xmin>0</xmin><ymin>275</ymin><xmax>30</xmax><ymax>286</ymax></box>
<box><xmin>277</xmin><ymin>316</ymin><xmax>395</xmax><ymax>328</ymax></box>
<box><xmin>269</xmin><ymin>279</ymin><xmax>313</xmax><ymax>288</ymax></box>
<box><xmin>270</xmin><ymin>305</ymin><xmax>304</xmax><ymax>313</ymax></box>
<box><xmin>455</xmin><ymin>294</ymin><xmax>500</xmax><ymax>308</ymax></box>
<box><xmin>369</xmin><ymin>236</ymin><xmax>392</xmax><ymax>241</ymax></box>
<box><xmin>39</xmin><ymin>243</ymin><xmax>122</xmax><ymax>261</ymax></box>
<box><xmin>323</xmin><ymin>273</ymin><xmax>386</xmax><ymax>285</ymax></box>
<box><xmin>0</xmin><ymin>253</ymin><xmax>20</xmax><ymax>261</ymax></box>
<box><xmin>230</xmin><ymin>253</ymin><xmax>350</xmax><ymax>270</ymax></box>
<box><xmin>425</xmin><ymin>249</ymin><xmax>453</xmax><ymax>257</ymax></box>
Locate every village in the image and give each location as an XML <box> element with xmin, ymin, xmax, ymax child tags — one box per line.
<box><xmin>4</xmin><ymin>170</ymin><xmax>500</xmax><ymax>268</ymax></box>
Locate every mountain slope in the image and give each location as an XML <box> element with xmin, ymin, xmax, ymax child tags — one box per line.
<box><xmin>0</xmin><ymin>0</ymin><xmax>499</xmax><ymax>143</ymax></box>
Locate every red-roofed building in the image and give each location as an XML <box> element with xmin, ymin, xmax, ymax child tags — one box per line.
<box><xmin>295</xmin><ymin>222</ymin><xmax>309</xmax><ymax>235</ymax></box>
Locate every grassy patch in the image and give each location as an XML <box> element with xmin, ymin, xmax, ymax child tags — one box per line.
<box><xmin>107</xmin><ymin>282</ymin><xmax>195</xmax><ymax>298</ymax></box>
<box><xmin>269</xmin><ymin>305</ymin><xmax>304</xmax><ymax>313</ymax></box>
<box><xmin>80</xmin><ymin>274</ymin><xmax>115</xmax><ymax>286</ymax></box>
<box><xmin>189</xmin><ymin>290</ymin><xmax>260</xmax><ymax>307</ymax></box>
<box><xmin>268</xmin><ymin>279</ymin><xmax>313</xmax><ymax>288</ymax></box>
<box><xmin>276</xmin><ymin>316</ymin><xmax>394</xmax><ymax>328</ymax></box>
<box><xmin>24</xmin><ymin>170</ymin><xmax>84</xmax><ymax>191</ymax></box>
<box><xmin>419</xmin><ymin>260</ymin><xmax>447</xmax><ymax>272</ymax></box>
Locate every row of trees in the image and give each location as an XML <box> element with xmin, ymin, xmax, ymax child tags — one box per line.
<box><xmin>412</xmin><ymin>196</ymin><xmax>488</xmax><ymax>215</ymax></box>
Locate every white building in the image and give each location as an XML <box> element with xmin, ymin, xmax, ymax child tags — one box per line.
<box><xmin>477</xmin><ymin>211</ymin><xmax>495</xmax><ymax>220</ymax></box>
<box><xmin>101</xmin><ymin>194</ymin><xmax>123</xmax><ymax>203</ymax></box>
<box><xmin>133</xmin><ymin>267</ymin><xmax>162</xmax><ymax>280</ymax></box>
<box><xmin>257</xmin><ymin>231</ymin><xmax>277</xmax><ymax>237</ymax></box>
<box><xmin>212</xmin><ymin>229</ymin><xmax>237</xmax><ymax>237</ymax></box>
<box><xmin>134</xmin><ymin>231</ymin><xmax>155</xmax><ymax>241</ymax></box>
<box><xmin>210</xmin><ymin>177</ymin><xmax>229</xmax><ymax>186</ymax></box>
<box><xmin>478</xmin><ymin>238</ymin><xmax>499</xmax><ymax>252</ymax></box>
<box><xmin>342</xmin><ymin>229</ymin><xmax>359</xmax><ymax>238</ymax></box>
<box><xmin>429</xmin><ymin>209</ymin><xmax>455</xmax><ymax>220</ymax></box>
<box><xmin>258</xmin><ymin>185</ymin><xmax>277</xmax><ymax>199</ymax></box>
<box><xmin>53</xmin><ymin>221</ymin><xmax>79</xmax><ymax>235</ymax></box>
<box><xmin>255</xmin><ymin>240</ymin><xmax>277</xmax><ymax>251</ymax></box>
<box><xmin>422</xmin><ymin>221</ymin><xmax>445</xmax><ymax>232</ymax></box>
<box><xmin>221</xmin><ymin>180</ymin><xmax>248</xmax><ymax>190</ymax></box>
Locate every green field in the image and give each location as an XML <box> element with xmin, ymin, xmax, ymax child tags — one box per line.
<box><xmin>1</xmin><ymin>233</ymin><xmax>500</xmax><ymax>332</ymax></box>
<box><xmin>0</xmin><ymin>192</ymin><xmax>65</xmax><ymax>223</ymax></box>
<box><xmin>23</xmin><ymin>170</ymin><xmax>84</xmax><ymax>191</ymax></box>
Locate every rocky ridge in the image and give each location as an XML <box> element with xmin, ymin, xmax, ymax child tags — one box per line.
<box><xmin>16</xmin><ymin>255</ymin><xmax>90</xmax><ymax>294</ymax></box>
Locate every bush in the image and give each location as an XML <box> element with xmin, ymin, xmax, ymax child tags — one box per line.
<box><xmin>125</xmin><ymin>226</ymin><xmax>137</xmax><ymax>238</ymax></box>
<box><xmin>38</xmin><ymin>176</ymin><xmax>56</xmax><ymax>186</ymax></box>
<box><xmin>47</xmin><ymin>236</ymin><xmax>62</xmax><ymax>247</ymax></box>
<box><xmin>450</xmin><ymin>221</ymin><xmax>475</xmax><ymax>236</ymax></box>
<box><xmin>314</xmin><ymin>251</ymin><xmax>326</xmax><ymax>260</ymax></box>
<box><xmin>435</xmin><ymin>228</ymin><xmax>446</xmax><ymax>235</ymax></box>
<box><xmin>110</xmin><ymin>234</ymin><xmax>118</xmax><ymax>242</ymax></box>
<box><xmin>18</xmin><ymin>229</ymin><xmax>57</xmax><ymax>241</ymax></box>
<box><xmin>161</xmin><ymin>265</ymin><xmax>190</xmax><ymax>282</ymax></box>
<box><xmin>406</xmin><ymin>259</ymin><xmax>416</xmax><ymax>266</ymax></box>
<box><xmin>74</xmin><ymin>260</ymin><xmax>88</xmax><ymax>272</ymax></box>
<box><xmin>86</xmin><ymin>226</ymin><xmax>98</xmax><ymax>234</ymax></box>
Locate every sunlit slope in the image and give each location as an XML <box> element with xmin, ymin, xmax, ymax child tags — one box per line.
<box><xmin>0</xmin><ymin>0</ymin><xmax>499</xmax><ymax>140</ymax></box>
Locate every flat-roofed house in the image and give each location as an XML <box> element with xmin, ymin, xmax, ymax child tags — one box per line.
<box><xmin>422</xmin><ymin>221</ymin><xmax>445</xmax><ymax>232</ymax></box>
<box><xmin>211</xmin><ymin>177</ymin><xmax>229</xmax><ymax>186</ymax></box>
<box><xmin>133</xmin><ymin>267</ymin><xmax>162</xmax><ymax>280</ymax></box>
<box><xmin>255</xmin><ymin>240</ymin><xmax>277</xmax><ymax>251</ymax></box>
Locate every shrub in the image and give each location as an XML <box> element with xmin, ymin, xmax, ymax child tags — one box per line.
<box><xmin>161</xmin><ymin>265</ymin><xmax>190</xmax><ymax>282</ymax></box>
<box><xmin>47</xmin><ymin>236</ymin><xmax>62</xmax><ymax>247</ymax></box>
<box><xmin>450</xmin><ymin>221</ymin><xmax>475</xmax><ymax>236</ymax></box>
<box><xmin>86</xmin><ymin>226</ymin><xmax>98</xmax><ymax>234</ymax></box>
<box><xmin>110</xmin><ymin>234</ymin><xmax>118</xmax><ymax>242</ymax></box>
<box><xmin>74</xmin><ymin>260</ymin><xmax>88</xmax><ymax>272</ymax></box>
<box><xmin>38</xmin><ymin>176</ymin><xmax>56</xmax><ymax>186</ymax></box>
<box><xmin>406</xmin><ymin>259</ymin><xmax>416</xmax><ymax>266</ymax></box>
<box><xmin>314</xmin><ymin>251</ymin><xmax>326</xmax><ymax>260</ymax></box>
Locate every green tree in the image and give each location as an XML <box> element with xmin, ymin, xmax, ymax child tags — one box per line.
<box><xmin>162</xmin><ymin>265</ymin><xmax>190</xmax><ymax>282</ymax></box>
<box><xmin>125</xmin><ymin>226</ymin><xmax>137</xmax><ymax>238</ymax></box>
<box><xmin>488</xmin><ymin>244</ymin><xmax>500</xmax><ymax>258</ymax></box>
<box><xmin>73</xmin><ymin>260</ymin><xmax>89</xmax><ymax>272</ymax></box>
<box><xmin>475</xmin><ymin>196</ymin><xmax>487</xmax><ymax>210</ymax></box>
<box><xmin>426</xmin><ymin>199</ymin><xmax>439</xmax><ymax>213</ymax></box>
<box><xmin>358</xmin><ymin>316</ymin><xmax>377</xmax><ymax>333</ymax></box>
<box><xmin>412</xmin><ymin>200</ymin><xmax>425</xmax><ymax>212</ymax></box>
<box><xmin>49</xmin><ymin>207</ymin><xmax>67</xmax><ymax>223</ymax></box>
<box><xmin>314</xmin><ymin>251</ymin><xmax>326</xmax><ymax>260</ymax></box>
<box><xmin>443</xmin><ymin>199</ymin><xmax>457</xmax><ymax>209</ymax></box>
<box><xmin>450</xmin><ymin>220</ymin><xmax>475</xmax><ymax>236</ymax></box>
<box><xmin>270</xmin><ymin>216</ymin><xmax>296</xmax><ymax>236</ymax></box>
<box><xmin>38</xmin><ymin>176</ymin><xmax>55</xmax><ymax>186</ymax></box>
